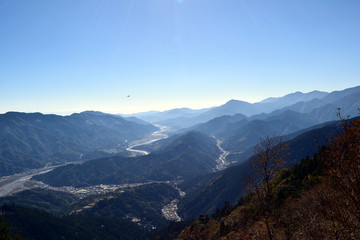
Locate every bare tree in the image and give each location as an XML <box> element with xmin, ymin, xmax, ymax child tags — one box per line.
<box><xmin>251</xmin><ymin>136</ymin><xmax>287</xmax><ymax>240</ymax></box>
<box><xmin>320</xmin><ymin>116</ymin><xmax>360</xmax><ymax>237</ymax></box>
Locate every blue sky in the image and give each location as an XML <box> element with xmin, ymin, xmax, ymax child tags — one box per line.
<box><xmin>1</xmin><ymin>0</ymin><xmax>359</xmax><ymax>114</ymax></box>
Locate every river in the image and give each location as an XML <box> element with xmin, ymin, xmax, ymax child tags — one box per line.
<box><xmin>126</xmin><ymin>125</ymin><xmax>170</xmax><ymax>156</ymax></box>
<box><xmin>213</xmin><ymin>136</ymin><xmax>230</xmax><ymax>170</ymax></box>
<box><xmin>0</xmin><ymin>164</ymin><xmax>74</xmax><ymax>197</ymax></box>
<box><xmin>0</xmin><ymin>126</ymin><xmax>170</xmax><ymax>197</ymax></box>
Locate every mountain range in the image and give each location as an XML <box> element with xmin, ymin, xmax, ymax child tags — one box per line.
<box><xmin>1</xmin><ymin>85</ymin><xmax>360</xmax><ymax>239</ymax></box>
<box><xmin>0</xmin><ymin>111</ymin><xmax>157</xmax><ymax>176</ymax></box>
<box><xmin>126</xmin><ymin>86</ymin><xmax>359</xmax><ymax>130</ymax></box>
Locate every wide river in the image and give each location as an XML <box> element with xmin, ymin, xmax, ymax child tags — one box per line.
<box><xmin>126</xmin><ymin>125</ymin><xmax>170</xmax><ymax>156</ymax></box>
<box><xmin>0</xmin><ymin>164</ymin><xmax>68</xmax><ymax>197</ymax></box>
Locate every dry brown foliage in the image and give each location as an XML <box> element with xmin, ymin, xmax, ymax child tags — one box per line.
<box><xmin>177</xmin><ymin>116</ymin><xmax>360</xmax><ymax>240</ymax></box>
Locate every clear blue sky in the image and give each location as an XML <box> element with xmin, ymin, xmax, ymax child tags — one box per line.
<box><xmin>1</xmin><ymin>0</ymin><xmax>359</xmax><ymax>114</ymax></box>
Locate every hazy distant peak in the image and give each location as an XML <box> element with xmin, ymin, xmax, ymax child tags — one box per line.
<box><xmin>5</xmin><ymin>111</ymin><xmax>43</xmax><ymax>116</ymax></box>
<box><xmin>226</xmin><ymin>99</ymin><xmax>250</xmax><ymax>104</ymax></box>
<box><xmin>325</xmin><ymin>85</ymin><xmax>360</xmax><ymax>98</ymax></box>
<box><xmin>260</xmin><ymin>90</ymin><xmax>328</xmax><ymax>104</ymax></box>
<box><xmin>79</xmin><ymin>110</ymin><xmax>107</xmax><ymax>115</ymax></box>
<box><xmin>222</xmin><ymin>100</ymin><xmax>254</xmax><ymax>110</ymax></box>
<box><xmin>163</xmin><ymin>108</ymin><xmax>196</xmax><ymax>114</ymax></box>
<box><xmin>167</xmin><ymin>107</ymin><xmax>193</xmax><ymax>111</ymax></box>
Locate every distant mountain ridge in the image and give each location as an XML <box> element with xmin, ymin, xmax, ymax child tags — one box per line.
<box><xmin>128</xmin><ymin>87</ymin><xmax>360</xmax><ymax>129</ymax></box>
<box><xmin>260</xmin><ymin>90</ymin><xmax>328</xmax><ymax>104</ymax></box>
<box><xmin>183</xmin><ymin>86</ymin><xmax>360</xmax><ymax>154</ymax></box>
<box><xmin>125</xmin><ymin>90</ymin><xmax>331</xmax><ymax>129</ymax></box>
<box><xmin>123</xmin><ymin>108</ymin><xmax>213</xmax><ymax>123</ymax></box>
<box><xmin>118</xmin><ymin>86</ymin><xmax>360</xmax><ymax>170</ymax></box>
<box><xmin>269</xmin><ymin>86</ymin><xmax>360</xmax><ymax>117</ymax></box>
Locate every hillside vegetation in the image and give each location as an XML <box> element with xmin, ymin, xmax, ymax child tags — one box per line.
<box><xmin>177</xmin><ymin>117</ymin><xmax>360</xmax><ymax>239</ymax></box>
<box><xmin>0</xmin><ymin>183</ymin><xmax>181</xmax><ymax>240</ymax></box>
<box><xmin>0</xmin><ymin>204</ymin><xmax>148</xmax><ymax>240</ymax></box>
<box><xmin>175</xmin><ymin>117</ymin><xmax>346</xmax><ymax>221</ymax></box>
<box><xmin>33</xmin><ymin>132</ymin><xmax>220</xmax><ymax>187</ymax></box>
<box><xmin>0</xmin><ymin>111</ymin><xmax>157</xmax><ymax>176</ymax></box>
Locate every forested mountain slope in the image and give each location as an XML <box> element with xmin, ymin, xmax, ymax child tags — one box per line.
<box><xmin>176</xmin><ymin>117</ymin><xmax>353</xmax><ymax>220</ymax></box>
<box><xmin>177</xmin><ymin>117</ymin><xmax>360</xmax><ymax>239</ymax></box>
<box><xmin>33</xmin><ymin>131</ymin><xmax>221</xmax><ymax>187</ymax></box>
<box><xmin>0</xmin><ymin>111</ymin><xmax>157</xmax><ymax>176</ymax></box>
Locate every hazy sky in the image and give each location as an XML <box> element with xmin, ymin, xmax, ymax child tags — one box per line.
<box><xmin>1</xmin><ymin>0</ymin><xmax>359</xmax><ymax>114</ymax></box>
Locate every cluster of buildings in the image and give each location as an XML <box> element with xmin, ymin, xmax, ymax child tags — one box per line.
<box><xmin>34</xmin><ymin>182</ymin><xmax>123</xmax><ymax>198</ymax></box>
<box><xmin>162</xmin><ymin>199</ymin><xmax>181</xmax><ymax>222</ymax></box>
